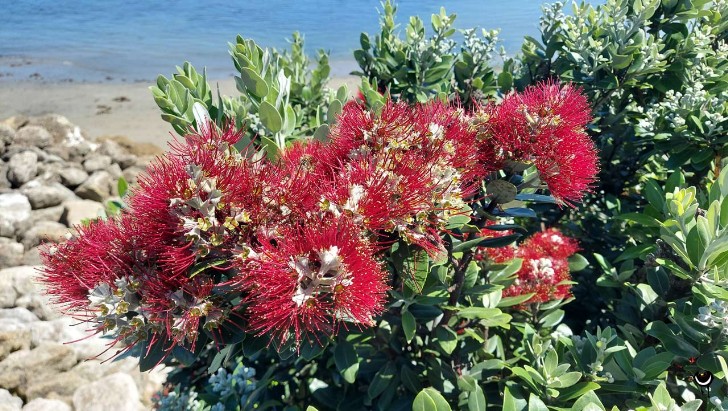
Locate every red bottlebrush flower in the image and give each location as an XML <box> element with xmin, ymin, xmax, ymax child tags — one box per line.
<box><xmin>130</xmin><ymin>123</ymin><xmax>266</xmax><ymax>277</ymax></box>
<box><xmin>523</xmin><ymin>228</ymin><xmax>580</xmax><ymax>259</ymax></box>
<box><xmin>321</xmin><ymin>100</ymin><xmax>480</xmax><ymax>255</ymax></box>
<box><xmin>475</xmin><ymin>81</ymin><xmax>598</xmax><ymax>206</ymax></box>
<box><xmin>498</xmin><ymin>228</ymin><xmax>579</xmax><ymax>306</ymax></box>
<box><xmin>40</xmin><ymin>216</ymin><xmax>134</xmax><ymax>314</ymax></box>
<box><xmin>474</xmin><ymin>220</ymin><xmax>517</xmax><ymax>262</ymax></box>
<box><xmin>242</xmin><ymin>218</ymin><xmax>388</xmax><ymax>347</ymax></box>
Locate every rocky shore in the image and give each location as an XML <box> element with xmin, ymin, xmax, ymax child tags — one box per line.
<box><xmin>0</xmin><ymin>115</ymin><xmax>168</xmax><ymax>411</ymax></box>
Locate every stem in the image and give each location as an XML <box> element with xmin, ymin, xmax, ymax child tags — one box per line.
<box><xmin>441</xmin><ymin>251</ymin><xmax>474</xmax><ymax>325</ymax></box>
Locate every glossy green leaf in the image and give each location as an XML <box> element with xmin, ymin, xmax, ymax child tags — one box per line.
<box><xmin>239</xmin><ymin>67</ymin><xmax>269</xmax><ymax>98</ymax></box>
<box><xmin>402</xmin><ymin>310</ymin><xmax>416</xmax><ymax>343</ymax></box>
<box><xmin>413</xmin><ymin>388</ymin><xmax>452</xmax><ymax>411</ymax></box>
<box><xmin>468</xmin><ymin>385</ymin><xmax>486</xmax><ymax>411</ymax></box>
<box><xmin>435</xmin><ymin>326</ymin><xmax>457</xmax><ymax>354</ymax></box>
<box><xmin>368</xmin><ymin>362</ymin><xmax>396</xmax><ymax>398</ymax></box>
<box><xmin>334</xmin><ymin>341</ymin><xmax>359</xmax><ymax>383</ymax></box>
<box><xmin>259</xmin><ymin>101</ymin><xmax>283</xmax><ymax>133</ymax></box>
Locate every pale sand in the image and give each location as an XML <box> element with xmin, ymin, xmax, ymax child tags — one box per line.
<box><xmin>0</xmin><ymin>76</ymin><xmax>360</xmax><ymax>148</ymax></box>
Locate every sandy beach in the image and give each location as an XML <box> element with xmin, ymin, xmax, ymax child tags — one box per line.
<box><xmin>0</xmin><ymin>76</ymin><xmax>359</xmax><ymax>149</ymax></box>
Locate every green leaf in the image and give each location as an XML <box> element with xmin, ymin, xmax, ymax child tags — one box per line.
<box><xmin>687</xmin><ymin>225</ymin><xmax>707</xmax><ymax>267</ymax></box>
<box><xmin>551</xmin><ymin>372</ymin><xmax>582</xmax><ymax>388</ymax></box>
<box><xmin>568</xmin><ymin>254</ymin><xmax>589</xmax><ymax>271</ymax></box>
<box><xmin>398</xmin><ymin>245</ymin><xmax>429</xmax><ymax>294</ymax></box>
<box><xmin>468</xmin><ymin>385</ymin><xmax>486</xmax><ymax>411</ymax></box>
<box><xmin>259</xmin><ymin>101</ymin><xmax>283</xmax><ymax>133</ymax></box>
<box><xmin>172</xmin><ymin>345</ymin><xmax>196</xmax><ymax>367</ymax></box>
<box><xmin>458</xmin><ymin>375</ymin><xmax>477</xmax><ymax>392</ymax></box>
<box><xmin>527</xmin><ymin>394</ymin><xmax>548</xmax><ymax>411</ymax></box>
<box><xmin>645</xmin><ymin>321</ymin><xmax>700</xmax><ymax>358</ymax></box>
<box><xmin>238</xmin><ymin>67</ymin><xmax>269</xmax><ymax>98</ymax></box>
<box><xmin>300</xmin><ymin>338</ymin><xmax>329</xmax><ymax>361</ymax></box>
<box><xmin>334</xmin><ymin>341</ymin><xmax>359</xmax><ymax>383</ymax></box>
<box><xmin>117</xmin><ymin>177</ymin><xmax>128</xmax><ymax>198</ymax></box>
<box><xmin>313</xmin><ymin>124</ymin><xmax>330</xmax><ymax>142</ymax></box>
<box><xmin>615</xmin><ymin>212</ymin><xmax>662</xmax><ymax>227</ymax></box>
<box><xmin>139</xmin><ymin>333</ymin><xmax>170</xmax><ymax>372</ymax></box>
<box><xmin>306</xmin><ymin>407</ymin><xmax>320</xmax><ymax>411</ymax></box>
<box><xmin>457</xmin><ymin>307</ymin><xmax>502</xmax><ymax>320</ymax></box>
<box><xmin>328</xmin><ymin>99</ymin><xmax>343</xmax><ymax>125</ymax></box>
<box><xmin>412</xmin><ymin>388</ymin><xmax>452</xmax><ymax>411</ymax></box>
<box><xmin>452</xmin><ymin>233</ymin><xmax>521</xmax><ymax>253</ymax></box>
<box><xmin>646</xmin><ymin>268</ymin><xmax>670</xmax><ymax>296</ymax></box>
<box><xmin>503</xmin><ymin>386</ymin><xmax>525</xmax><ymax>411</ymax></box>
<box><xmin>435</xmin><ymin>326</ymin><xmax>457</xmax><ymax>354</ymax></box>
<box><xmin>401</xmin><ymin>365</ymin><xmax>422</xmax><ymax>393</ymax></box>
<box><xmin>644</xmin><ymin>180</ymin><xmax>665</xmax><ymax>211</ymax></box>
<box><xmin>570</xmin><ymin>391</ymin><xmax>605</xmax><ymax>411</ymax></box>
<box><xmin>497</xmin><ymin>293</ymin><xmax>535</xmax><ymax>307</ymax></box>
<box><xmin>402</xmin><ymin>310</ymin><xmax>416</xmax><ymax>343</ymax></box>
<box><xmin>557</xmin><ymin>382</ymin><xmax>600</xmax><ymax>402</ymax></box>
<box><xmin>189</xmin><ymin>258</ymin><xmax>227</xmax><ymax>279</ymax></box>
<box><xmin>368</xmin><ymin>362</ymin><xmax>396</xmax><ymax>398</ymax></box>
<box><xmin>539</xmin><ymin>309</ymin><xmax>565</xmax><ymax>328</ymax></box>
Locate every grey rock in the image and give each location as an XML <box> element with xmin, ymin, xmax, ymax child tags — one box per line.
<box><xmin>0</xmin><ymin>275</ymin><xmax>17</xmax><ymax>308</ymax></box>
<box><xmin>0</xmin><ymin>342</ymin><xmax>77</xmax><ymax>391</ymax></box>
<box><xmin>107</xmin><ymin>163</ymin><xmax>123</xmax><ymax>181</ymax></box>
<box><xmin>41</xmin><ymin>145</ymin><xmax>71</xmax><ymax>162</ymax></box>
<box><xmin>82</xmin><ymin>154</ymin><xmax>111</xmax><ymax>173</ymax></box>
<box><xmin>2</xmin><ymin>265</ymin><xmax>39</xmax><ymax>296</ymax></box>
<box><xmin>74</xmin><ymin>170</ymin><xmax>112</xmax><ymax>202</ymax></box>
<box><xmin>99</xmin><ymin>139</ymin><xmax>137</xmax><ymax>169</ymax></box>
<box><xmin>28</xmin><ymin>205</ymin><xmax>65</xmax><ymax>225</ymax></box>
<box><xmin>72</xmin><ymin>373</ymin><xmax>143</xmax><ymax>411</ymax></box>
<box><xmin>21</xmin><ymin>247</ymin><xmax>41</xmax><ymax>266</ymax></box>
<box><xmin>0</xmin><ymin>124</ymin><xmax>15</xmax><ymax>148</ymax></box>
<box><xmin>26</xmin><ymin>370</ymin><xmax>88</xmax><ymax>402</ymax></box>
<box><xmin>16</xmin><ymin>293</ymin><xmax>60</xmax><ymax>321</ymax></box>
<box><xmin>122</xmin><ymin>165</ymin><xmax>145</xmax><ymax>187</ymax></box>
<box><xmin>0</xmin><ymin>388</ymin><xmax>22</xmax><ymax>411</ymax></box>
<box><xmin>0</xmin><ymin>307</ymin><xmax>39</xmax><ymax>323</ymax></box>
<box><xmin>58</xmin><ymin>167</ymin><xmax>88</xmax><ymax>188</ymax></box>
<box><xmin>0</xmin><ymin>319</ymin><xmax>31</xmax><ymax>360</ymax></box>
<box><xmin>26</xmin><ymin>114</ymin><xmax>78</xmax><ymax>144</ymax></box>
<box><xmin>15</xmin><ymin>125</ymin><xmax>52</xmax><ymax>148</ymax></box>
<box><xmin>2</xmin><ymin>146</ymin><xmax>45</xmax><ymax>162</ymax></box>
<box><xmin>0</xmin><ymin>193</ymin><xmax>31</xmax><ymax>238</ymax></box>
<box><xmin>21</xmin><ymin>221</ymin><xmax>69</xmax><ymax>249</ymax></box>
<box><xmin>0</xmin><ymin>163</ymin><xmax>9</xmax><ymax>190</ymax></box>
<box><xmin>0</xmin><ymin>239</ymin><xmax>23</xmax><ymax>268</ymax></box>
<box><xmin>7</xmin><ymin>151</ymin><xmax>38</xmax><ymax>187</ymax></box>
<box><xmin>61</xmin><ymin>199</ymin><xmax>105</xmax><ymax>227</ymax></box>
<box><xmin>22</xmin><ymin>398</ymin><xmax>72</xmax><ymax>411</ymax></box>
<box><xmin>21</xmin><ymin>182</ymin><xmax>76</xmax><ymax>209</ymax></box>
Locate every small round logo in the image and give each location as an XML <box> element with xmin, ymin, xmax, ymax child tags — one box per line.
<box><xmin>694</xmin><ymin>370</ymin><xmax>713</xmax><ymax>387</ymax></box>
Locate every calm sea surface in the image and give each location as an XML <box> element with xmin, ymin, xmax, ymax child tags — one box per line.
<box><xmin>0</xmin><ymin>1</ymin><xmax>599</xmax><ymax>83</ymax></box>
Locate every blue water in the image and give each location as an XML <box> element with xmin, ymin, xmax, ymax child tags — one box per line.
<box><xmin>0</xmin><ymin>1</ymin><xmax>592</xmax><ymax>83</ymax></box>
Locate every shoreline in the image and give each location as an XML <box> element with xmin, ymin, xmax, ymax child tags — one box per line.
<box><xmin>0</xmin><ymin>75</ymin><xmax>360</xmax><ymax>148</ymax></box>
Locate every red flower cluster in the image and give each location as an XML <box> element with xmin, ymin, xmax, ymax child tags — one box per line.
<box><xmin>485</xmin><ymin>228</ymin><xmax>580</xmax><ymax>305</ymax></box>
<box><xmin>473</xmin><ymin>81</ymin><xmax>599</xmax><ymax>206</ymax></box>
<box><xmin>39</xmin><ymin>82</ymin><xmax>597</xmax><ymax>359</ymax></box>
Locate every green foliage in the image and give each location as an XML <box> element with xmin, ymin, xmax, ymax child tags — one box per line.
<box><xmin>150</xmin><ymin>33</ymin><xmax>344</xmax><ymax>160</ymax></box>
<box><xmin>149</xmin><ymin>1</ymin><xmax>728</xmax><ymax>410</ymax></box>
<box><xmin>353</xmin><ymin>0</ymin><xmax>500</xmax><ymax>106</ymax></box>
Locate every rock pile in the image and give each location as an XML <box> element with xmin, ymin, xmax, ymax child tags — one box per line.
<box><xmin>0</xmin><ymin>115</ymin><xmax>167</xmax><ymax>410</ymax></box>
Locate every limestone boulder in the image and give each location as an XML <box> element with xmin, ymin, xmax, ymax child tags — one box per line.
<box><xmin>7</xmin><ymin>151</ymin><xmax>38</xmax><ymax>187</ymax></box>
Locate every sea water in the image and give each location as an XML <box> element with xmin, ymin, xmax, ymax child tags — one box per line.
<box><xmin>0</xmin><ymin>0</ymin><xmax>599</xmax><ymax>83</ymax></box>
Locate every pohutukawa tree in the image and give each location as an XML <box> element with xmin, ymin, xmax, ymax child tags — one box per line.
<box><xmin>41</xmin><ymin>80</ymin><xmax>599</xmax><ymax>409</ymax></box>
